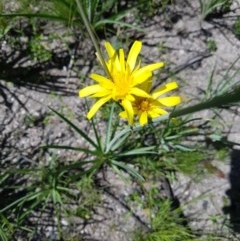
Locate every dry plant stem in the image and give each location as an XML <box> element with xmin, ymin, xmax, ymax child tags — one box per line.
<box><xmin>75</xmin><ymin>0</ymin><xmax>112</xmax><ymax>79</ymax></box>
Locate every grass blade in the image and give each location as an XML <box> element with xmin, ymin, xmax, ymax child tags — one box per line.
<box><xmin>90</xmin><ymin>117</ymin><xmax>103</xmax><ymax>152</ymax></box>
<box><xmin>118</xmin><ymin>146</ymin><xmax>156</xmax><ymax>157</ymax></box>
<box><xmin>49</xmin><ymin>107</ymin><xmax>98</xmax><ymax>149</ymax></box>
<box><xmin>105</xmin><ymin>103</ymin><xmax>115</xmax><ymax>152</ymax></box>
<box><xmin>111</xmin><ymin>160</ymin><xmax>144</xmax><ymax>181</ymax></box>
<box><xmin>41</xmin><ymin>145</ymin><xmax>100</xmax><ymax>156</ymax></box>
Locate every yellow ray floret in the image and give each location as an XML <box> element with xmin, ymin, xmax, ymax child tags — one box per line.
<box><xmin>119</xmin><ymin>82</ymin><xmax>181</xmax><ymax>126</ymax></box>
<box><xmin>79</xmin><ymin>41</ymin><xmax>164</xmax><ymax>121</ymax></box>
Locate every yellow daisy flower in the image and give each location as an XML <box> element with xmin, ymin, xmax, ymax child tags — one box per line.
<box><xmin>119</xmin><ymin>81</ymin><xmax>181</xmax><ymax>126</ymax></box>
<box><xmin>79</xmin><ymin>41</ymin><xmax>164</xmax><ymax>123</ymax></box>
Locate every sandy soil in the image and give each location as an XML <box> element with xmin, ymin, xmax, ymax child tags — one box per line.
<box><xmin>1</xmin><ymin>0</ymin><xmax>240</xmax><ymax>240</ymax></box>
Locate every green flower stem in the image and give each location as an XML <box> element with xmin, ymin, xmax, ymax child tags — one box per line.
<box><xmin>171</xmin><ymin>86</ymin><xmax>240</xmax><ymax>118</ymax></box>
<box><xmin>75</xmin><ymin>0</ymin><xmax>111</xmax><ymax>79</ymax></box>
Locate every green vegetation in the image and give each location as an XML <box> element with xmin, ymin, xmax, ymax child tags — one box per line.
<box><xmin>206</xmin><ymin>39</ymin><xmax>217</xmax><ymax>52</ymax></box>
<box><xmin>132</xmin><ymin>199</ymin><xmax>196</xmax><ymax>241</ymax></box>
<box><xmin>0</xmin><ymin>0</ymin><xmax>240</xmax><ymax>240</ymax></box>
<box><xmin>199</xmin><ymin>0</ymin><xmax>232</xmax><ymax>20</ymax></box>
<box><xmin>233</xmin><ymin>17</ymin><xmax>240</xmax><ymax>38</ymax></box>
<box><xmin>29</xmin><ymin>34</ymin><xmax>52</xmax><ymax>62</ymax></box>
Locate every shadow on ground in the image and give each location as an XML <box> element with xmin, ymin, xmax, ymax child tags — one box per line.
<box><xmin>0</xmin><ymin>50</ymin><xmax>86</xmax><ymax>97</ymax></box>
<box><xmin>223</xmin><ymin>149</ymin><xmax>240</xmax><ymax>233</ymax></box>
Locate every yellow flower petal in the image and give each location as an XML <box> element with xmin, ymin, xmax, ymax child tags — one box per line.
<box><xmin>119</xmin><ymin>49</ymin><xmax>125</xmax><ymax>72</ymax></box>
<box><xmin>106</xmin><ymin>59</ymin><xmax>112</xmax><ymax>72</ymax></box>
<box><xmin>79</xmin><ymin>85</ymin><xmax>102</xmax><ymax>97</ymax></box>
<box><xmin>139</xmin><ymin>62</ymin><xmax>164</xmax><ymax>73</ymax></box>
<box><xmin>158</xmin><ymin>96</ymin><xmax>181</xmax><ymax>106</ymax></box>
<box><xmin>119</xmin><ymin>111</ymin><xmax>128</xmax><ymax>119</ymax></box>
<box><xmin>133</xmin><ymin>70</ymin><xmax>152</xmax><ymax>85</ymax></box>
<box><xmin>139</xmin><ymin>111</ymin><xmax>148</xmax><ymax>126</ymax></box>
<box><xmin>127</xmin><ymin>41</ymin><xmax>142</xmax><ymax>71</ymax></box>
<box><xmin>152</xmin><ymin>82</ymin><xmax>178</xmax><ymax>99</ymax></box>
<box><xmin>87</xmin><ymin>96</ymin><xmax>111</xmax><ymax>119</ymax></box>
<box><xmin>91</xmin><ymin>89</ymin><xmax>111</xmax><ymax>98</ymax></box>
<box><xmin>121</xmin><ymin>99</ymin><xmax>134</xmax><ymax>125</ymax></box>
<box><xmin>90</xmin><ymin>73</ymin><xmax>114</xmax><ymax>88</ymax></box>
<box><xmin>148</xmin><ymin>108</ymin><xmax>168</xmax><ymax>118</ymax></box>
<box><xmin>113</xmin><ymin>55</ymin><xmax>121</xmax><ymax>71</ymax></box>
<box><xmin>105</xmin><ymin>42</ymin><xmax>116</xmax><ymax>58</ymax></box>
<box><xmin>125</xmin><ymin>94</ymin><xmax>135</xmax><ymax>102</ymax></box>
<box><xmin>131</xmin><ymin>87</ymin><xmax>150</xmax><ymax>98</ymax></box>
<box><xmin>79</xmin><ymin>40</ymin><xmax>172</xmax><ymax>124</ymax></box>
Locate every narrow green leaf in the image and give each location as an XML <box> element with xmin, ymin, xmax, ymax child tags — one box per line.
<box><xmin>41</xmin><ymin>145</ymin><xmax>99</xmax><ymax>156</ymax></box>
<box><xmin>105</xmin><ymin>103</ymin><xmax>115</xmax><ymax>152</ymax></box>
<box><xmin>110</xmin><ymin>132</ymin><xmax>130</xmax><ymax>152</ymax></box>
<box><xmin>118</xmin><ymin>146</ymin><xmax>156</xmax><ymax>157</ymax></box>
<box><xmin>90</xmin><ymin>117</ymin><xmax>103</xmax><ymax>152</ymax></box>
<box><xmin>172</xmin><ymin>145</ymin><xmax>196</xmax><ymax>151</ymax></box>
<box><xmin>111</xmin><ymin>160</ymin><xmax>144</xmax><ymax>181</ymax></box>
<box><xmin>49</xmin><ymin>107</ymin><xmax>98</xmax><ymax>149</ymax></box>
<box><xmin>52</xmin><ymin>189</ymin><xmax>63</xmax><ymax>205</ymax></box>
<box><xmin>0</xmin><ymin>13</ymin><xmax>68</xmax><ymax>22</ymax></box>
<box><xmin>83</xmin><ymin>160</ymin><xmax>103</xmax><ymax>177</ymax></box>
<box><xmin>0</xmin><ymin>190</ymin><xmax>41</xmax><ymax>212</ymax></box>
<box><xmin>164</xmin><ymin>128</ymin><xmax>199</xmax><ymax>140</ymax></box>
<box><xmin>94</xmin><ymin>19</ymin><xmax>145</xmax><ymax>32</ymax></box>
<box><xmin>106</xmin><ymin>126</ymin><xmax>132</xmax><ymax>151</ymax></box>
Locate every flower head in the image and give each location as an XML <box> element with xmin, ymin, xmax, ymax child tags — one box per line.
<box><xmin>119</xmin><ymin>81</ymin><xmax>181</xmax><ymax>126</ymax></box>
<box><xmin>79</xmin><ymin>41</ymin><xmax>164</xmax><ymax>122</ymax></box>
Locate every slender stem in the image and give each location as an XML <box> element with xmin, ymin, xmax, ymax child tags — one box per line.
<box><xmin>171</xmin><ymin>86</ymin><xmax>240</xmax><ymax>118</ymax></box>
<box><xmin>75</xmin><ymin>0</ymin><xmax>112</xmax><ymax>79</ymax></box>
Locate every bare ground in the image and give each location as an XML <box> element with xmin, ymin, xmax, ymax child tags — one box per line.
<box><xmin>1</xmin><ymin>0</ymin><xmax>240</xmax><ymax>240</ymax></box>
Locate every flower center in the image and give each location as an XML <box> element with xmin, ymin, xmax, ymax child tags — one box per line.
<box><xmin>136</xmin><ymin>98</ymin><xmax>151</xmax><ymax>112</ymax></box>
<box><xmin>112</xmin><ymin>71</ymin><xmax>132</xmax><ymax>100</ymax></box>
